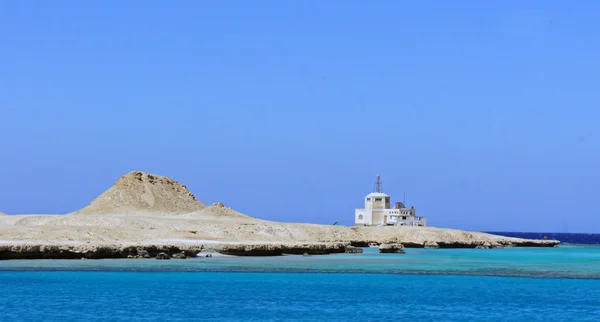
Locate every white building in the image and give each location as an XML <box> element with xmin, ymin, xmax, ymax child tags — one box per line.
<box><xmin>354</xmin><ymin>175</ymin><xmax>426</xmax><ymax>227</ymax></box>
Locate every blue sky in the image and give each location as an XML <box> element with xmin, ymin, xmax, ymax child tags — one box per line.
<box><xmin>1</xmin><ymin>1</ymin><xmax>598</xmax><ymax>232</ymax></box>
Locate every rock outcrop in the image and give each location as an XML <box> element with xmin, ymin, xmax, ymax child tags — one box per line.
<box><xmin>156</xmin><ymin>252</ymin><xmax>171</xmax><ymax>260</ymax></box>
<box><xmin>171</xmin><ymin>252</ymin><xmax>186</xmax><ymax>259</ymax></box>
<box><xmin>424</xmin><ymin>241</ymin><xmax>440</xmax><ymax>249</ymax></box>
<box><xmin>0</xmin><ymin>242</ymin><xmax>356</xmax><ymax>259</ymax></box>
<box><xmin>344</xmin><ymin>246</ymin><xmax>363</xmax><ymax>253</ymax></box>
<box><xmin>71</xmin><ymin>171</ymin><xmax>206</xmax><ymax>215</ymax></box>
<box><xmin>216</xmin><ymin>242</ymin><xmax>348</xmax><ymax>256</ymax></box>
<box><xmin>379</xmin><ymin>244</ymin><xmax>406</xmax><ymax>254</ymax></box>
<box><xmin>137</xmin><ymin>250</ymin><xmax>151</xmax><ymax>258</ymax></box>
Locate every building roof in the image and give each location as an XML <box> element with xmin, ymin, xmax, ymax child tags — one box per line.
<box><xmin>366</xmin><ymin>192</ymin><xmax>389</xmax><ymax>198</ymax></box>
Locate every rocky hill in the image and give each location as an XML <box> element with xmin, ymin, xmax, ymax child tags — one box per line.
<box><xmin>71</xmin><ymin>171</ymin><xmax>206</xmax><ymax>215</ymax></box>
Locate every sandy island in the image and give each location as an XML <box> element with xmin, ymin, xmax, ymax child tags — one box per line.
<box><xmin>0</xmin><ymin>171</ymin><xmax>559</xmax><ymax>259</ymax></box>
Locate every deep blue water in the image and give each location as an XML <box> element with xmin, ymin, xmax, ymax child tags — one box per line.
<box><xmin>487</xmin><ymin>232</ymin><xmax>600</xmax><ymax>244</ymax></box>
<box><xmin>1</xmin><ymin>247</ymin><xmax>600</xmax><ymax>321</ymax></box>
<box><xmin>1</xmin><ymin>271</ymin><xmax>599</xmax><ymax>322</ymax></box>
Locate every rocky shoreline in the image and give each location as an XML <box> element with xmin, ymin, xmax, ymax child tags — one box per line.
<box><xmin>0</xmin><ymin>238</ymin><xmax>559</xmax><ymax>260</ymax></box>
<box><xmin>0</xmin><ymin>242</ymin><xmax>350</xmax><ymax>260</ymax></box>
<box><xmin>0</xmin><ymin>171</ymin><xmax>560</xmax><ymax>260</ymax></box>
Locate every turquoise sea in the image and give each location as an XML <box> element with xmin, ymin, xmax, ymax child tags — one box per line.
<box><xmin>1</xmin><ymin>246</ymin><xmax>600</xmax><ymax>321</ymax></box>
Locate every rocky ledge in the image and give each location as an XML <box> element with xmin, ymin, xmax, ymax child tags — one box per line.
<box><xmin>379</xmin><ymin>244</ymin><xmax>406</xmax><ymax>254</ymax></box>
<box><xmin>0</xmin><ymin>242</ymin><xmax>354</xmax><ymax>260</ymax></box>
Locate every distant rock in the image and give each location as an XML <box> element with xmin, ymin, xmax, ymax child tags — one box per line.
<box><xmin>281</xmin><ymin>243</ymin><xmax>347</xmax><ymax>255</ymax></box>
<box><xmin>219</xmin><ymin>244</ymin><xmax>283</xmax><ymax>256</ymax></box>
<box><xmin>379</xmin><ymin>244</ymin><xmax>406</xmax><ymax>254</ymax></box>
<box><xmin>71</xmin><ymin>171</ymin><xmax>206</xmax><ymax>215</ymax></box>
<box><xmin>155</xmin><ymin>252</ymin><xmax>171</xmax><ymax>260</ymax></box>
<box><xmin>137</xmin><ymin>250</ymin><xmax>151</xmax><ymax>258</ymax></box>
<box><xmin>0</xmin><ymin>212</ymin><xmax>6</xmax><ymax>216</ymax></box>
<box><xmin>344</xmin><ymin>246</ymin><xmax>363</xmax><ymax>253</ymax></box>
<box><xmin>424</xmin><ymin>241</ymin><xmax>440</xmax><ymax>249</ymax></box>
<box><xmin>172</xmin><ymin>252</ymin><xmax>186</xmax><ymax>259</ymax></box>
<box><xmin>476</xmin><ymin>242</ymin><xmax>491</xmax><ymax>249</ymax></box>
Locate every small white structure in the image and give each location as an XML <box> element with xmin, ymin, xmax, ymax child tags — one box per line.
<box><xmin>355</xmin><ymin>175</ymin><xmax>426</xmax><ymax>227</ymax></box>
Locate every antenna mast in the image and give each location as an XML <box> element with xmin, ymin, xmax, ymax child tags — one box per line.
<box><xmin>374</xmin><ymin>174</ymin><xmax>382</xmax><ymax>193</ymax></box>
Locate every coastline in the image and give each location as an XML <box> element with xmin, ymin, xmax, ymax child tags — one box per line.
<box><xmin>0</xmin><ymin>171</ymin><xmax>559</xmax><ymax>260</ymax></box>
<box><xmin>0</xmin><ymin>219</ymin><xmax>559</xmax><ymax>260</ymax></box>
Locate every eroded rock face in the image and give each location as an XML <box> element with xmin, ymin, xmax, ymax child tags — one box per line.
<box><xmin>218</xmin><ymin>244</ymin><xmax>282</xmax><ymax>256</ymax></box>
<box><xmin>379</xmin><ymin>244</ymin><xmax>406</xmax><ymax>254</ymax></box>
<box><xmin>424</xmin><ymin>241</ymin><xmax>440</xmax><ymax>249</ymax></box>
<box><xmin>155</xmin><ymin>252</ymin><xmax>171</xmax><ymax>260</ymax></box>
<box><xmin>216</xmin><ymin>243</ymin><xmax>349</xmax><ymax>256</ymax></box>
<box><xmin>0</xmin><ymin>244</ymin><xmax>125</xmax><ymax>260</ymax></box>
<box><xmin>281</xmin><ymin>243</ymin><xmax>347</xmax><ymax>255</ymax></box>
<box><xmin>137</xmin><ymin>250</ymin><xmax>151</xmax><ymax>258</ymax></box>
<box><xmin>0</xmin><ymin>242</ymin><xmax>357</xmax><ymax>260</ymax></box>
<box><xmin>172</xmin><ymin>252</ymin><xmax>186</xmax><ymax>259</ymax></box>
<box><xmin>0</xmin><ymin>244</ymin><xmax>203</xmax><ymax>260</ymax></box>
<box><xmin>344</xmin><ymin>246</ymin><xmax>363</xmax><ymax>253</ymax></box>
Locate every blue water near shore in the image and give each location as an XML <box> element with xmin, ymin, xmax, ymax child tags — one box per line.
<box><xmin>2</xmin><ymin>246</ymin><xmax>600</xmax><ymax>321</ymax></box>
<box><xmin>488</xmin><ymin>231</ymin><xmax>600</xmax><ymax>244</ymax></box>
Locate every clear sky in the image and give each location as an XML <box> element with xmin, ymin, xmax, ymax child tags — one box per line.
<box><xmin>1</xmin><ymin>1</ymin><xmax>599</xmax><ymax>233</ymax></box>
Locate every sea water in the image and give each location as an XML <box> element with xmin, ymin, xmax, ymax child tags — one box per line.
<box><xmin>1</xmin><ymin>246</ymin><xmax>600</xmax><ymax>321</ymax></box>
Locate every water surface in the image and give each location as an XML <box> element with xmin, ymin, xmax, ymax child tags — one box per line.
<box><xmin>2</xmin><ymin>246</ymin><xmax>599</xmax><ymax>321</ymax></box>
<box><xmin>2</xmin><ymin>246</ymin><xmax>599</xmax><ymax>279</ymax></box>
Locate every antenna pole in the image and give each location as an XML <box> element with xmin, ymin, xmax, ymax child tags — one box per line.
<box><xmin>404</xmin><ymin>189</ymin><xmax>406</xmax><ymax>205</ymax></box>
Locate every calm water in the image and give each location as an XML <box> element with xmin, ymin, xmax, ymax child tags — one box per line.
<box><xmin>488</xmin><ymin>232</ymin><xmax>600</xmax><ymax>244</ymax></box>
<box><xmin>1</xmin><ymin>247</ymin><xmax>600</xmax><ymax>321</ymax></box>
